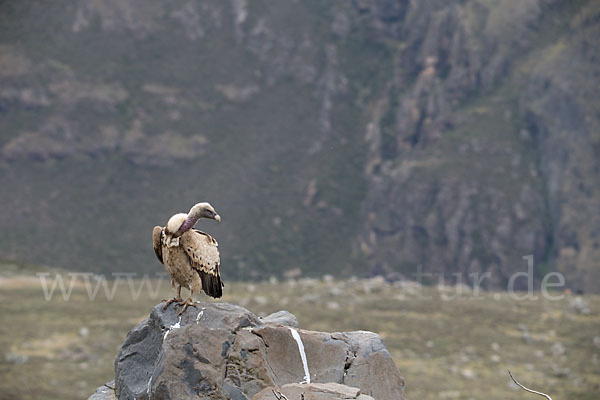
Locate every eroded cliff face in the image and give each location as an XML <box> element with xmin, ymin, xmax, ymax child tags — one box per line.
<box><xmin>0</xmin><ymin>0</ymin><xmax>598</xmax><ymax>289</ymax></box>
<box><xmin>357</xmin><ymin>0</ymin><xmax>600</xmax><ymax>291</ymax></box>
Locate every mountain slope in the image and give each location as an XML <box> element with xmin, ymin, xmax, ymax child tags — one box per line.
<box><xmin>0</xmin><ymin>0</ymin><xmax>598</xmax><ymax>290</ymax></box>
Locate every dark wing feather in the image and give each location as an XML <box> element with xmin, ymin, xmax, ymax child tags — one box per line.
<box><xmin>152</xmin><ymin>226</ymin><xmax>164</xmax><ymax>263</ymax></box>
<box><xmin>180</xmin><ymin>230</ymin><xmax>223</xmax><ymax>298</ymax></box>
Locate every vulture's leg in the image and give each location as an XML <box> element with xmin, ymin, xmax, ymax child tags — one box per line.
<box><xmin>177</xmin><ymin>290</ymin><xmax>196</xmax><ymax>315</ymax></box>
<box><xmin>162</xmin><ymin>286</ymin><xmax>183</xmax><ymax>310</ymax></box>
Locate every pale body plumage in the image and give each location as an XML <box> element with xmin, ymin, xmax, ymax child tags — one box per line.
<box><xmin>153</xmin><ymin>202</ymin><xmax>223</xmax><ymax>313</ymax></box>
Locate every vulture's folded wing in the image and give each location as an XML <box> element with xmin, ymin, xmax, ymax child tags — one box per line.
<box><xmin>181</xmin><ymin>230</ymin><xmax>223</xmax><ymax>298</ymax></box>
<box><xmin>152</xmin><ymin>226</ymin><xmax>164</xmax><ymax>263</ymax></box>
<box><xmin>192</xmin><ymin>230</ymin><xmax>218</xmax><ymax>246</ymax></box>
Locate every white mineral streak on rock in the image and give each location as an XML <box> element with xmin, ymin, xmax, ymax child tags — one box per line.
<box><xmin>288</xmin><ymin>327</ymin><xmax>310</xmax><ymax>384</ymax></box>
<box><xmin>195</xmin><ymin>308</ymin><xmax>205</xmax><ymax>324</ymax></box>
<box><xmin>146</xmin><ymin>375</ymin><xmax>152</xmax><ymax>398</ymax></box>
<box><xmin>163</xmin><ymin>316</ymin><xmax>182</xmax><ymax>340</ymax></box>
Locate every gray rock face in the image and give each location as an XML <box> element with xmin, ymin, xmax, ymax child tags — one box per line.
<box><xmin>88</xmin><ymin>380</ymin><xmax>116</xmax><ymax>400</ymax></box>
<box><xmin>111</xmin><ymin>302</ymin><xmax>404</xmax><ymax>400</ymax></box>
<box><xmin>260</xmin><ymin>310</ymin><xmax>298</xmax><ymax>328</ymax></box>
<box><xmin>357</xmin><ymin>0</ymin><xmax>600</xmax><ymax>291</ymax></box>
<box><xmin>253</xmin><ymin>383</ymin><xmax>375</xmax><ymax>400</ymax></box>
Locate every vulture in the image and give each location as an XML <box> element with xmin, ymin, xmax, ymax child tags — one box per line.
<box><xmin>153</xmin><ymin>202</ymin><xmax>223</xmax><ymax>314</ymax></box>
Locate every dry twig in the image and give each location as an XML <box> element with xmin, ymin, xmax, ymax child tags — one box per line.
<box><xmin>508</xmin><ymin>370</ymin><xmax>553</xmax><ymax>400</ymax></box>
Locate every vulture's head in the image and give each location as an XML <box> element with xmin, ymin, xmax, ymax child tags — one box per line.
<box><xmin>167</xmin><ymin>202</ymin><xmax>221</xmax><ymax>244</ymax></box>
<box><xmin>189</xmin><ymin>202</ymin><xmax>221</xmax><ymax>223</ymax></box>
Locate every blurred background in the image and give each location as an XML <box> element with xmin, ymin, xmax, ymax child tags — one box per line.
<box><xmin>0</xmin><ymin>0</ymin><xmax>599</xmax><ymax>399</ymax></box>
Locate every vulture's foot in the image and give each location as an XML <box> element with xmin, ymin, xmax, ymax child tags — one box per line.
<box><xmin>177</xmin><ymin>297</ymin><xmax>197</xmax><ymax>315</ymax></box>
<box><xmin>162</xmin><ymin>297</ymin><xmax>183</xmax><ymax>310</ymax></box>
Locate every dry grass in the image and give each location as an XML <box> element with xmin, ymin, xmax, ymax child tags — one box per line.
<box><xmin>0</xmin><ymin>275</ymin><xmax>599</xmax><ymax>399</ymax></box>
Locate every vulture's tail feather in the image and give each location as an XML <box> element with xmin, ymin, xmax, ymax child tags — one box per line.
<box><xmin>199</xmin><ymin>269</ymin><xmax>223</xmax><ymax>298</ymax></box>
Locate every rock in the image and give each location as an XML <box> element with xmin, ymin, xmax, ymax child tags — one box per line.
<box><xmin>4</xmin><ymin>351</ymin><xmax>28</xmax><ymax>365</ymax></box>
<box><xmin>110</xmin><ymin>302</ymin><xmax>404</xmax><ymax>400</ymax></box>
<box><xmin>215</xmin><ymin>83</ymin><xmax>260</xmax><ymax>103</ymax></box>
<box><xmin>253</xmin><ymin>382</ymin><xmax>374</xmax><ymax>399</ymax></box>
<box><xmin>460</xmin><ymin>369</ymin><xmax>475</xmax><ymax>379</ymax></box>
<box><xmin>568</xmin><ymin>296</ymin><xmax>591</xmax><ymax>315</ymax></box>
<box><xmin>534</xmin><ymin>350</ymin><xmax>545</xmax><ymax>358</ymax></box>
<box><xmin>551</xmin><ymin>342</ymin><xmax>566</xmax><ymax>357</ymax></box>
<box><xmin>88</xmin><ymin>381</ymin><xmax>116</xmax><ymax>400</ymax></box>
<box><xmin>261</xmin><ymin>310</ymin><xmax>298</xmax><ymax>328</ymax></box>
<box><xmin>518</xmin><ymin>324</ymin><xmax>533</xmax><ymax>344</ymax></box>
<box><xmin>0</xmin><ymin>117</ymin><xmax>207</xmax><ymax>166</ymax></box>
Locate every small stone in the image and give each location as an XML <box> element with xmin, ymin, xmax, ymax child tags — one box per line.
<box><xmin>439</xmin><ymin>390</ymin><xmax>461</xmax><ymax>399</ymax></box>
<box><xmin>261</xmin><ymin>310</ymin><xmax>298</xmax><ymax>328</ymax></box>
<box><xmin>300</xmin><ymin>293</ymin><xmax>322</xmax><ymax>302</ymax></box>
<box><xmin>551</xmin><ymin>342</ymin><xmax>566</xmax><ymax>357</ymax></box>
<box><xmin>5</xmin><ymin>352</ymin><xmax>28</xmax><ymax>364</ymax></box>
<box><xmin>461</xmin><ymin>369</ymin><xmax>475</xmax><ymax>379</ymax></box>
<box><xmin>283</xmin><ymin>267</ymin><xmax>301</xmax><ymax>279</ymax></box>
<box><xmin>568</xmin><ymin>296</ymin><xmax>591</xmax><ymax>314</ymax></box>
<box><xmin>518</xmin><ymin>324</ymin><xmax>532</xmax><ymax>344</ymax></box>
<box><xmin>552</xmin><ymin>365</ymin><xmax>570</xmax><ymax>377</ymax></box>
<box><xmin>253</xmin><ymin>296</ymin><xmax>268</xmax><ymax>305</ymax></box>
<box><xmin>79</xmin><ymin>327</ymin><xmax>90</xmax><ymax>337</ymax></box>
<box><xmin>88</xmin><ymin>380</ymin><xmax>116</xmax><ymax>400</ymax></box>
<box><xmin>329</xmin><ymin>286</ymin><xmax>343</xmax><ymax>296</ymax></box>
<box><xmin>534</xmin><ymin>350</ymin><xmax>545</xmax><ymax>358</ymax></box>
<box><xmin>299</xmin><ymin>277</ymin><xmax>319</xmax><ymax>287</ymax></box>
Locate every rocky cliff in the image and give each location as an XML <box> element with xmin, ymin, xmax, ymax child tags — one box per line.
<box><xmin>357</xmin><ymin>0</ymin><xmax>600</xmax><ymax>291</ymax></box>
<box><xmin>0</xmin><ymin>0</ymin><xmax>598</xmax><ymax>290</ymax></box>
<box><xmin>89</xmin><ymin>302</ymin><xmax>404</xmax><ymax>400</ymax></box>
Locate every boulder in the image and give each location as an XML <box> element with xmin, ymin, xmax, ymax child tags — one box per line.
<box><xmin>260</xmin><ymin>310</ymin><xmax>298</xmax><ymax>328</ymax></box>
<box><xmin>253</xmin><ymin>382</ymin><xmax>375</xmax><ymax>399</ymax></box>
<box><xmin>106</xmin><ymin>302</ymin><xmax>404</xmax><ymax>400</ymax></box>
<box><xmin>89</xmin><ymin>380</ymin><xmax>116</xmax><ymax>400</ymax></box>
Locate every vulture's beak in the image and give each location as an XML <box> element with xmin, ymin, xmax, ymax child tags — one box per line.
<box><xmin>214</xmin><ymin>214</ymin><xmax>221</xmax><ymax>223</ymax></box>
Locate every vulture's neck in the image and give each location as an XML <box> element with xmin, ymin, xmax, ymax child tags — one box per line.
<box><xmin>176</xmin><ymin>213</ymin><xmax>200</xmax><ymax>235</ymax></box>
